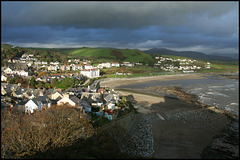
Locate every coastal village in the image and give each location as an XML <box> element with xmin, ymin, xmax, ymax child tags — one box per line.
<box><xmin>2</xmin><ymin>2</ymin><xmax>238</xmax><ymax>159</ymax></box>
<box><xmin>1</xmin><ymin>52</ymin><xmax>211</xmax><ymax>123</ymax></box>
<box><xmin>1</xmin><ymin>52</ymin><xmax>142</xmax><ymax>125</ymax></box>
<box><xmin>1</xmin><ymin>50</ymin><xmax>238</xmax><ymax>159</ymax></box>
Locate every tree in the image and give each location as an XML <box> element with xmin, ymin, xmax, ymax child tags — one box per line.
<box><xmin>56</xmin><ymin>77</ymin><xmax>76</xmax><ymax>89</ymax></box>
<box><xmin>9</xmin><ymin>77</ymin><xmax>19</xmax><ymax>84</ymax></box>
<box><xmin>29</xmin><ymin>77</ymin><xmax>36</xmax><ymax>88</ymax></box>
<box><xmin>1</xmin><ymin>105</ymin><xmax>95</xmax><ymax>159</ymax></box>
<box><xmin>148</xmin><ymin>60</ymin><xmax>155</xmax><ymax>67</ymax></box>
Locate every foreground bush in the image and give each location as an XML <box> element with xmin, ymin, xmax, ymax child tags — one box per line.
<box><xmin>1</xmin><ymin>105</ymin><xmax>95</xmax><ymax>158</ymax></box>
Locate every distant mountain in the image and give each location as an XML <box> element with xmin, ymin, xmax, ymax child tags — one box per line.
<box><xmin>143</xmin><ymin>48</ymin><xmax>236</xmax><ymax>61</ymax></box>
<box><xmin>208</xmin><ymin>53</ymin><xmax>239</xmax><ymax>60</ymax></box>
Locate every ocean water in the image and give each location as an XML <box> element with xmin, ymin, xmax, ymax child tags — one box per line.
<box><xmin>119</xmin><ymin>75</ymin><xmax>239</xmax><ymax>116</ymax></box>
<box><xmin>182</xmin><ymin>77</ymin><xmax>239</xmax><ymax>116</ymax></box>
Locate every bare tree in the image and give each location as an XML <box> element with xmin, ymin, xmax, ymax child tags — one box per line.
<box><xmin>1</xmin><ymin>105</ymin><xmax>95</xmax><ymax>158</ymax></box>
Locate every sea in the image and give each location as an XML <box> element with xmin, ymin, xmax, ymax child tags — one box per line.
<box><xmin>119</xmin><ymin>74</ymin><xmax>239</xmax><ymax>158</ymax></box>
<box><xmin>119</xmin><ymin>75</ymin><xmax>239</xmax><ymax>116</ymax></box>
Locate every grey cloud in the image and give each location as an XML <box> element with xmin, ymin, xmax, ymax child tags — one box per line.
<box><xmin>2</xmin><ymin>1</ymin><xmax>238</xmax><ymax>54</ymax></box>
<box><xmin>2</xmin><ymin>2</ymin><xmax>237</xmax><ymax>29</ymax></box>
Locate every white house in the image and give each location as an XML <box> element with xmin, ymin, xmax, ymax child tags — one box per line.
<box><xmin>27</xmin><ymin>61</ymin><xmax>33</xmax><ymax>67</ymax></box>
<box><xmin>25</xmin><ymin>99</ymin><xmax>42</xmax><ymax>114</ymax></box>
<box><xmin>25</xmin><ymin>96</ymin><xmax>51</xmax><ymax>113</ymax></box>
<box><xmin>1</xmin><ymin>75</ymin><xmax>7</xmax><ymax>82</ymax></box>
<box><xmin>35</xmin><ymin>61</ymin><xmax>42</xmax><ymax>65</ymax></box>
<box><xmin>18</xmin><ymin>70</ymin><xmax>29</xmax><ymax>77</ymax></box>
<box><xmin>57</xmin><ymin>95</ymin><xmax>80</xmax><ymax>106</ymax></box>
<box><xmin>122</xmin><ymin>62</ymin><xmax>135</xmax><ymax>67</ymax></box>
<box><xmin>111</xmin><ymin>62</ymin><xmax>120</xmax><ymax>67</ymax></box>
<box><xmin>57</xmin><ymin>97</ymin><xmax>76</xmax><ymax>106</ymax></box>
<box><xmin>3</xmin><ymin>67</ymin><xmax>13</xmax><ymax>74</ymax></box>
<box><xmin>50</xmin><ymin>61</ymin><xmax>59</xmax><ymax>65</ymax></box>
<box><xmin>42</xmin><ymin>61</ymin><xmax>48</xmax><ymax>65</ymax></box>
<box><xmin>107</xmin><ymin>103</ymin><xmax>115</xmax><ymax>110</ymax></box>
<box><xmin>80</xmin><ymin>69</ymin><xmax>100</xmax><ymax>78</ymax></box>
<box><xmin>48</xmin><ymin>91</ymin><xmax>63</xmax><ymax>100</ymax></box>
<box><xmin>48</xmin><ymin>65</ymin><xmax>58</xmax><ymax>71</ymax></box>
<box><xmin>84</xmin><ymin>65</ymin><xmax>94</xmax><ymax>70</ymax></box>
<box><xmin>60</xmin><ymin>65</ymin><xmax>66</xmax><ymax>71</ymax></box>
<box><xmin>98</xmin><ymin>62</ymin><xmax>111</xmax><ymax>68</ymax></box>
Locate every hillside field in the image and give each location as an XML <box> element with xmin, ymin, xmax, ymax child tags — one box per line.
<box><xmin>60</xmin><ymin>47</ymin><xmax>155</xmax><ymax>63</ymax></box>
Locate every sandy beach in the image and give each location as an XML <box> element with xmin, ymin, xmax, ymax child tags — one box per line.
<box><xmin>100</xmin><ymin>73</ymin><xmax>206</xmax><ymax>89</ymax></box>
<box><xmin>100</xmin><ymin>73</ymin><xmax>232</xmax><ymax>158</ymax></box>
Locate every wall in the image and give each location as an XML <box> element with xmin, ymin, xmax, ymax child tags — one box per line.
<box><xmin>100</xmin><ymin>111</ymin><xmax>136</xmax><ymax>132</ymax></box>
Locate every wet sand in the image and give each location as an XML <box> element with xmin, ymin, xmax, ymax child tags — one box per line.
<box><xmin>152</xmin><ymin>111</ymin><xmax>229</xmax><ymax>159</ymax></box>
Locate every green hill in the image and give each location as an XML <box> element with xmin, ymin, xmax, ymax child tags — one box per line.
<box><xmin>144</xmin><ymin>48</ymin><xmax>236</xmax><ymax>61</ymax></box>
<box><xmin>60</xmin><ymin>47</ymin><xmax>155</xmax><ymax>64</ymax></box>
<box><xmin>1</xmin><ymin>44</ymin><xmax>14</xmax><ymax>48</ymax></box>
<box><xmin>1</xmin><ymin>44</ymin><xmax>156</xmax><ymax>66</ymax></box>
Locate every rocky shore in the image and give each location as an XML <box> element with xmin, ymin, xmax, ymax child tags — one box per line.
<box><xmin>145</xmin><ymin>85</ymin><xmax>201</xmax><ymax>104</ymax></box>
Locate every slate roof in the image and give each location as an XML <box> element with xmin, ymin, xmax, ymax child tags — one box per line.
<box><xmin>15</xmin><ymin>87</ymin><xmax>27</xmax><ymax>95</ymax></box>
<box><xmin>32</xmin><ymin>89</ymin><xmax>41</xmax><ymax>97</ymax></box>
<box><xmin>104</xmin><ymin>94</ymin><xmax>113</xmax><ymax>102</ymax></box>
<box><xmin>43</xmin><ymin>90</ymin><xmax>53</xmax><ymax>96</ymax></box>
<box><xmin>33</xmin><ymin>96</ymin><xmax>51</xmax><ymax>104</ymax></box>
<box><xmin>79</xmin><ymin>99</ymin><xmax>91</xmax><ymax>108</ymax></box>
<box><xmin>4</xmin><ymin>85</ymin><xmax>12</xmax><ymax>94</ymax></box>
<box><xmin>69</xmin><ymin>95</ymin><xmax>80</xmax><ymax>104</ymax></box>
<box><xmin>25</xmin><ymin>90</ymin><xmax>33</xmax><ymax>96</ymax></box>
<box><xmin>80</xmin><ymin>96</ymin><xmax>93</xmax><ymax>104</ymax></box>
<box><xmin>17</xmin><ymin>99</ymin><xmax>28</xmax><ymax>106</ymax></box>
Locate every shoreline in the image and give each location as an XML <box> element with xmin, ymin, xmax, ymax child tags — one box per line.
<box><xmin>100</xmin><ymin>73</ymin><xmax>206</xmax><ymax>89</ymax></box>
<box><xmin>206</xmin><ymin>72</ymin><xmax>239</xmax><ymax>80</ymax></box>
<box><xmin>99</xmin><ymin>73</ymin><xmax>238</xmax><ymax>158</ymax></box>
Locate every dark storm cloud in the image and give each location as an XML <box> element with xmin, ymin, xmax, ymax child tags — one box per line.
<box><xmin>2</xmin><ymin>2</ymin><xmax>237</xmax><ymax>29</ymax></box>
<box><xmin>1</xmin><ymin>1</ymin><xmax>238</xmax><ymax>54</ymax></box>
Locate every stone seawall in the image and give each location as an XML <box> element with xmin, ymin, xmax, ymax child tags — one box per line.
<box><xmin>100</xmin><ymin>111</ymin><xmax>136</xmax><ymax>132</ymax></box>
<box><xmin>100</xmin><ymin>111</ymin><xmax>162</xmax><ymax>158</ymax></box>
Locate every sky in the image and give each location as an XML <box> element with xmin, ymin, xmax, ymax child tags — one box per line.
<box><xmin>1</xmin><ymin>1</ymin><xmax>239</xmax><ymax>55</ymax></box>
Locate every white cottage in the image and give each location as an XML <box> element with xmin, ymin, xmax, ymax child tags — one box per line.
<box><xmin>25</xmin><ymin>99</ymin><xmax>42</xmax><ymax>114</ymax></box>
<box><xmin>1</xmin><ymin>75</ymin><xmax>7</xmax><ymax>82</ymax></box>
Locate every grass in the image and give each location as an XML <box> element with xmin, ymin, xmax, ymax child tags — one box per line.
<box><xmin>200</xmin><ymin>60</ymin><xmax>239</xmax><ymax>73</ymax></box>
<box><xmin>60</xmin><ymin>48</ymin><xmax>155</xmax><ymax>63</ymax></box>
